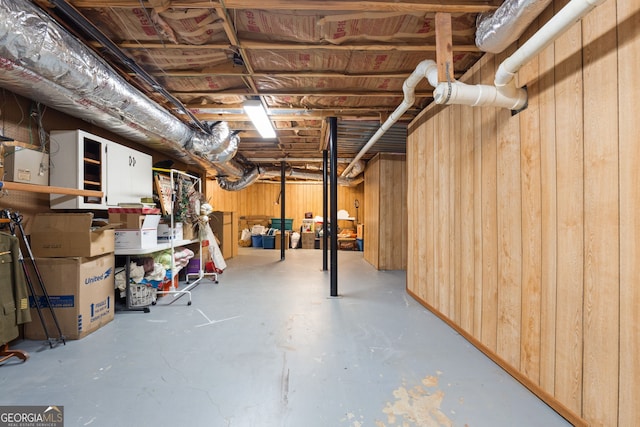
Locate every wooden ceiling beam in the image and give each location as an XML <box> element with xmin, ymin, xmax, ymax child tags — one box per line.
<box><xmin>241</xmin><ymin>40</ymin><xmax>480</xmax><ymax>52</ymax></box>
<box><xmin>106</xmin><ymin>40</ymin><xmax>480</xmax><ymax>53</ymax></box>
<box><xmin>186</xmin><ymin>111</ymin><xmax>416</xmax><ymax>122</ymax></box>
<box><xmin>69</xmin><ymin>0</ymin><xmax>497</xmax><ymax>13</ymax></box>
<box><xmin>151</xmin><ymin>70</ymin><xmax>419</xmax><ymax>79</ymax></box>
<box><xmin>177</xmin><ymin>91</ymin><xmax>432</xmax><ymax>98</ymax></box>
<box><xmin>222</xmin><ymin>0</ymin><xmax>496</xmax><ymax>13</ymax></box>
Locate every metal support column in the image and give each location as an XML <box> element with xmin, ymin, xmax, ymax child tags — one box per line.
<box><xmin>280</xmin><ymin>161</ymin><xmax>286</xmax><ymax>260</ymax></box>
<box><xmin>329</xmin><ymin>117</ymin><xmax>338</xmax><ymax>297</ymax></box>
<box><xmin>322</xmin><ymin>149</ymin><xmax>328</xmax><ymax>271</ymax></box>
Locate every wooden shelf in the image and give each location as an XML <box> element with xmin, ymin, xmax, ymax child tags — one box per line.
<box><xmin>83</xmin><ymin>157</ymin><xmax>101</xmax><ymax>165</ymax></box>
<box><xmin>0</xmin><ymin>180</ymin><xmax>104</xmax><ymax>197</ymax></box>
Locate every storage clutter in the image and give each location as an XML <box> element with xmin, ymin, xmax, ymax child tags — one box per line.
<box><xmin>114</xmin><ymin>247</ymin><xmax>195</xmax><ymax>306</ymax></box>
<box><xmin>26</xmin><ymin>212</ymin><xmax>116</xmax><ymax>340</ymax></box>
<box><xmin>269</xmin><ymin>218</ymin><xmax>293</xmax><ymax>230</ymax></box>
<box><xmin>261</xmin><ymin>229</ymin><xmax>290</xmax><ymax>250</ymax></box>
<box><xmin>247</xmin><ymin>227</ymin><xmax>290</xmax><ymax>249</ymax></box>
<box><xmin>24</xmin><ymin>254</ymin><xmax>115</xmax><ymax>340</ymax></box>
<box><xmin>31</xmin><ymin>212</ymin><xmax>116</xmax><ymax>258</ymax></box>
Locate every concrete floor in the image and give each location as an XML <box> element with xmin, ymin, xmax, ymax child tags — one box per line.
<box><xmin>1</xmin><ymin>247</ymin><xmax>571</xmax><ymax>427</ymax></box>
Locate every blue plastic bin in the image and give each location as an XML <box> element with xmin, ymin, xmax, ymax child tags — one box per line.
<box><xmin>251</xmin><ymin>234</ymin><xmax>263</xmax><ymax>248</ymax></box>
<box><xmin>262</xmin><ymin>235</ymin><xmax>275</xmax><ymax>249</ymax></box>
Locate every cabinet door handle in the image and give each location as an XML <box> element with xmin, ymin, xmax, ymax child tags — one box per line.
<box><xmin>129</xmin><ymin>155</ymin><xmax>136</xmax><ymax>167</ymax></box>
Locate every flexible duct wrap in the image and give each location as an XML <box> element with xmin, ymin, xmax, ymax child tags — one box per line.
<box><xmin>476</xmin><ymin>0</ymin><xmax>553</xmax><ymax>53</ymax></box>
<box><xmin>0</xmin><ymin>0</ymin><xmax>250</xmax><ymax>181</ymax></box>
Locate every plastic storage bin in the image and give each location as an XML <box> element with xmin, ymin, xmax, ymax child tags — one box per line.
<box><xmin>251</xmin><ymin>234</ymin><xmax>263</xmax><ymax>248</ymax></box>
<box><xmin>262</xmin><ymin>235</ymin><xmax>276</xmax><ymax>249</ymax></box>
<box><xmin>270</xmin><ymin>218</ymin><xmax>293</xmax><ymax>230</ymax></box>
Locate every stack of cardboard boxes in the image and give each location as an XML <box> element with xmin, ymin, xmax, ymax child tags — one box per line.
<box><xmin>108</xmin><ymin>206</ymin><xmax>162</xmax><ymax>250</ymax></box>
<box><xmin>26</xmin><ymin>213</ymin><xmax>116</xmax><ymax>340</ymax></box>
<box><xmin>237</xmin><ymin>215</ymin><xmax>271</xmax><ymax>240</ymax></box>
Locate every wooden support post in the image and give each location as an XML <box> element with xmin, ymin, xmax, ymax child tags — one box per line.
<box><xmin>435</xmin><ymin>12</ymin><xmax>454</xmax><ymax>83</ymax></box>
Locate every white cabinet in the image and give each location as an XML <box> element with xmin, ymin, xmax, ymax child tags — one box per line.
<box><xmin>105</xmin><ymin>140</ymin><xmax>153</xmax><ymax>206</ymax></box>
<box><xmin>49</xmin><ymin>130</ymin><xmax>152</xmax><ymax>209</ymax></box>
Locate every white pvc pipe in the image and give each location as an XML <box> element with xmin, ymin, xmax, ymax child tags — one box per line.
<box><xmin>434</xmin><ymin>79</ymin><xmax>528</xmax><ymax>110</ymax></box>
<box><xmin>341</xmin><ymin>59</ymin><xmax>438</xmax><ymax>176</ymax></box>
<box><xmin>495</xmin><ymin>0</ymin><xmax>607</xmax><ymax>86</ymax></box>
<box><xmin>438</xmin><ymin>0</ymin><xmax>607</xmax><ymax>110</ymax></box>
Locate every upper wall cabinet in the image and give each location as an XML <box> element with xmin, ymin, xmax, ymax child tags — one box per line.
<box><xmin>49</xmin><ymin>130</ymin><xmax>152</xmax><ymax>210</ymax></box>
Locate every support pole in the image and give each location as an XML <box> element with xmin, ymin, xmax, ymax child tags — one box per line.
<box><xmin>329</xmin><ymin>117</ymin><xmax>338</xmax><ymax>297</ymax></box>
<box><xmin>322</xmin><ymin>149</ymin><xmax>328</xmax><ymax>271</ymax></box>
<box><xmin>280</xmin><ymin>161</ymin><xmax>286</xmax><ymax>260</ymax></box>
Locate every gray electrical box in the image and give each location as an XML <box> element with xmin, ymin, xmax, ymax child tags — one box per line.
<box><xmin>3</xmin><ymin>145</ymin><xmax>49</xmax><ymax>186</ymax></box>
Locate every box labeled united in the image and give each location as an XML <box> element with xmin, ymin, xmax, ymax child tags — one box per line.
<box><xmin>24</xmin><ymin>254</ymin><xmax>115</xmax><ymax>340</ymax></box>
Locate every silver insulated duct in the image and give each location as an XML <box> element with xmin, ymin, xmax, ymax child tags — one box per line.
<box><xmin>0</xmin><ymin>0</ymin><xmax>249</xmax><ymax>184</ymax></box>
<box><xmin>476</xmin><ymin>0</ymin><xmax>554</xmax><ymax>53</ymax></box>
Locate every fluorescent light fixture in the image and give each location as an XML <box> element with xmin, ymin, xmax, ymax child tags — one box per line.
<box><xmin>243</xmin><ymin>100</ymin><xmax>276</xmax><ymax>139</ymax></box>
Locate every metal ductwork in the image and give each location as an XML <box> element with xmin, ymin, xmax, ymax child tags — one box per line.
<box><xmin>0</xmin><ymin>0</ymin><xmax>256</xmax><ymax>188</ymax></box>
<box><xmin>475</xmin><ymin>0</ymin><xmax>554</xmax><ymax>54</ymax></box>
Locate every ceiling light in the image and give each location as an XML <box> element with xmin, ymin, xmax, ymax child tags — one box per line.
<box><xmin>243</xmin><ymin>100</ymin><xmax>276</xmax><ymax>139</ymax></box>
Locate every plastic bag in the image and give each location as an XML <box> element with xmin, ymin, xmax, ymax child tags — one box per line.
<box><xmin>204</xmin><ymin>222</ymin><xmax>227</xmax><ymax>271</ymax></box>
<box><xmin>290</xmin><ymin>231</ymin><xmax>300</xmax><ymax>249</ymax></box>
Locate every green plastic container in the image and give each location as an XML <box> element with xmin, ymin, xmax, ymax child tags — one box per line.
<box><xmin>270</xmin><ymin>218</ymin><xmax>293</xmax><ymax>230</ymax></box>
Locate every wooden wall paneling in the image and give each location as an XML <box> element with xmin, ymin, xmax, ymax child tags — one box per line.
<box><xmin>618</xmin><ymin>0</ymin><xmax>640</xmax><ymax>424</ymax></box>
<box><xmin>436</xmin><ymin>105</ymin><xmax>451</xmax><ymax>315</ymax></box>
<box><xmin>406</xmin><ymin>130</ymin><xmax>416</xmax><ymax>295</ymax></box>
<box><xmin>471</xmin><ymin>66</ymin><xmax>483</xmax><ymax>339</ymax></box>
<box><xmin>497</xmin><ymin>59</ymin><xmax>523</xmax><ymax>363</ymax></box>
<box><xmin>398</xmin><ymin>155</ymin><xmax>408</xmax><ymax>270</ymax></box>
<box><xmin>361</xmin><ymin>154</ymin><xmax>406</xmax><ymax>270</ymax></box>
<box><xmin>452</xmin><ymin>104</ymin><xmax>462</xmax><ymax>323</ymax></box>
<box><xmin>378</xmin><ymin>154</ymin><xmax>405</xmax><ymax>270</ymax></box>
<box><xmin>480</xmin><ymin>54</ymin><xmax>499</xmax><ymax>351</ymax></box>
<box><xmin>460</xmin><ymin>102</ymin><xmax>475</xmax><ymax>334</ymax></box>
<box><xmin>495</xmin><ymin>47</ymin><xmax>523</xmax><ymax>369</ymax></box>
<box><xmin>416</xmin><ymin>122</ymin><xmax>430</xmax><ymax>302</ymax></box>
<box><xmin>208</xmin><ymin>181</ymin><xmax>362</xmax><ymax>235</ymax></box>
<box><xmin>364</xmin><ymin>156</ymin><xmax>380</xmax><ymax>267</ymax></box>
<box><xmin>581</xmin><ymin>0</ymin><xmax>620</xmax><ymax>424</ymax></box>
<box><xmin>409</xmin><ymin>126</ymin><xmax>421</xmax><ymax>299</ymax></box>
<box><xmin>425</xmin><ymin>111</ymin><xmax>437</xmax><ymax>304</ymax></box>
<box><xmin>553</xmin><ymin>7</ymin><xmax>584</xmax><ymax>414</ymax></box>
<box><xmin>537</xmin><ymin>3</ymin><xmax>559</xmax><ymax>395</ymax></box>
<box><xmin>517</xmin><ymin>19</ymin><xmax>543</xmax><ymax>384</ymax></box>
<box><xmin>379</xmin><ymin>156</ymin><xmax>393</xmax><ymax>268</ymax></box>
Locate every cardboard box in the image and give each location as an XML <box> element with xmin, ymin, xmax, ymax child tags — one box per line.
<box><xmin>31</xmin><ymin>213</ymin><xmax>115</xmax><ymax>258</ymax></box>
<box><xmin>183</xmin><ymin>223</ymin><xmax>195</xmax><ymax>241</ymax></box>
<box><xmin>301</xmin><ymin>232</ymin><xmax>315</xmax><ymax>249</ymax></box>
<box><xmin>24</xmin><ymin>254</ymin><xmax>115</xmax><ymax>340</ymax></box>
<box><xmin>274</xmin><ymin>231</ymin><xmax>290</xmax><ymax>250</ymax></box>
<box><xmin>3</xmin><ymin>145</ymin><xmax>49</xmax><ymax>186</ymax></box>
<box><xmin>114</xmin><ymin>215</ymin><xmax>160</xmax><ymax>250</ymax></box>
<box><xmin>338</xmin><ymin>238</ymin><xmax>357</xmax><ymax>251</ymax></box>
<box><xmin>108</xmin><ymin>212</ymin><xmax>146</xmax><ymax>229</ymax></box>
<box><xmin>157</xmin><ymin>222</ymin><xmax>183</xmax><ymax>241</ymax></box>
<box><xmin>357</xmin><ymin>224</ymin><xmax>364</xmax><ymax>239</ymax></box>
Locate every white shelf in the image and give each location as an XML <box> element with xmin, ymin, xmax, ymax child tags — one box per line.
<box><xmin>114</xmin><ymin>239</ymin><xmax>198</xmax><ymax>256</ymax></box>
